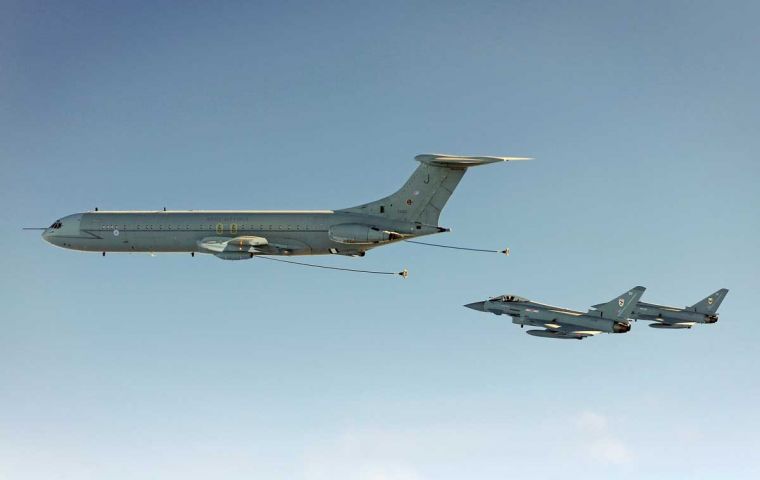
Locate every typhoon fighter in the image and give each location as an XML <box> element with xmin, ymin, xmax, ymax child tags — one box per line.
<box><xmin>34</xmin><ymin>154</ymin><xmax>529</xmax><ymax>260</ymax></box>
<box><xmin>620</xmin><ymin>288</ymin><xmax>729</xmax><ymax>329</ymax></box>
<box><xmin>465</xmin><ymin>286</ymin><xmax>646</xmax><ymax>340</ymax></box>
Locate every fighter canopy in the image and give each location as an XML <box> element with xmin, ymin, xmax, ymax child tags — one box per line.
<box><xmin>465</xmin><ymin>286</ymin><xmax>646</xmax><ymax>340</ymax></box>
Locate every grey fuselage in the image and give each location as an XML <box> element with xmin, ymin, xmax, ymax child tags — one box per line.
<box><xmin>477</xmin><ymin>296</ymin><xmax>631</xmax><ymax>334</ymax></box>
<box><xmin>631</xmin><ymin>302</ymin><xmax>718</xmax><ymax>326</ymax></box>
<box><xmin>42</xmin><ymin>210</ymin><xmax>444</xmax><ymax>257</ymax></box>
<box><xmin>40</xmin><ymin>154</ymin><xmax>529</xmax><ymax>259</ymax></box>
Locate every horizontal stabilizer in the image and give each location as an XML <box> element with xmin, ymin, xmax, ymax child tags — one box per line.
<box><xmin>415</xmin><ymin>153</ymin><xmax>532</xmax><ymax>168</ymax></box>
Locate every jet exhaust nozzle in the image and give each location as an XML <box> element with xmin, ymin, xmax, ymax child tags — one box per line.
<box><xmin>613</xmin><ymin>322</ymin><xmax>631</xmax><ymax>333</ymax></box>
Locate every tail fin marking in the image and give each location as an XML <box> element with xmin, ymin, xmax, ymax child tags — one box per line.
<box><xmin>338</xmin><ymin>154</ymin><xmax>528</xmax><ymax>226</ymax></box>
<box><xmin>692</xmin><ymin>288</ymin><xmax>729</xmax><ymax>314</ymax></box>
<box><xmin>592</xmin><ymin>286</ymin><xmax>647</xmax><ymax>321</ymax></box>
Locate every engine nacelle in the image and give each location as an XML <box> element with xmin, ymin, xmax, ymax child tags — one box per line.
<box><xmin>328</xmin><ymin>223</ymin><xmax>401</xmax><ymax>245</ymax></box>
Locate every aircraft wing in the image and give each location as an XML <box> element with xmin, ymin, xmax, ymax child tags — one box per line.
<box><xmin>526</xmin><ymin>323</ymin><xmax>602</xmax><ymax>340</ymax></box>
<box><xmin>197</xmin><ymin>236</ymin><xmax>269</xmax><ymax>253</ymax></box>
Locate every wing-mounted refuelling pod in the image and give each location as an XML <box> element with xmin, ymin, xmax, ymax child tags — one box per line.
<box><xmin>197</xmin><ymin>236</ymin><xmax>269</xmax><ymax>253</ymax></box>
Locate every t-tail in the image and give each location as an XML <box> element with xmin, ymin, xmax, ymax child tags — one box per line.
<box><xmin>692</xmin><ymin>288</ymin><xmax>728</xmax><ymax>314</ymax></box>
<box><xmin>592</xmin><ymin>286</ymin><xmax>646</xmax><ymax>321</ymax></box>
<box><xmin>338</xmin><ymin>154</ymin><xmax>531</xmax><ymax>226</ymax></box>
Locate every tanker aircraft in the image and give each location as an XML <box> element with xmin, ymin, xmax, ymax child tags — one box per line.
<box><xmin>619</xmin><ymin>288</ymin><xmax>729</xmax><ymax>329</ymax></box>
<box><xmin>37</xmin><ymin>154</ymin><xmax>529</xmax><ymax>260</ymax></box>
<box><xmin>465</xmin><ymin>286</ymin><xmax>646</xmax><ymax>340</ymax></box>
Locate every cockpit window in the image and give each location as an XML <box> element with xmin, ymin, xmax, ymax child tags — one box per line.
<box><xmin>49</xmin><ymin>221</ymin><xmax>62</xmax><ymax>229</ymax></box>
<box><xmin>492</xmin><ymin>295</ymin><xmax>527</xmax><ymax>303</ymax></box>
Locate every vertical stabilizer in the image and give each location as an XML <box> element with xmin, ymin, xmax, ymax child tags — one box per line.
<box><xmin>592</xmin><ymin>286</ymin><xmax>646</xmax><ymax>321</ymax></box>
<box><xmin>338</xmin><ymin>154</ymin><xmax>530</xmax><ymax>225</ymax></box>
<box><xmin>692</xmin><ymin>288</ymin><xmax>728</xmax><ymax>314</ymax></box>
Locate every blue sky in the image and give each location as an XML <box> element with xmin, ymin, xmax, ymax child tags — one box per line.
<box><xmin>2</xmin><ymin>1</ymin><xmax>759</xmax><ymax>478</ymax></box>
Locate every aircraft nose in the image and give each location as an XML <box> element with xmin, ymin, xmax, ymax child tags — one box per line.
<box><xmin>42</xmin><ymin>214</ymin><xmax>82</xmax><ymax>246</ymax></box>
<box><xmin>42</xmin><ymin>228</ymin><xmax>58</xmax><ymax>246</ymax></box>
<box><xmin>464</xmin><ymin>301</ymin><xmax>486</xmax><ymax>312</ymax></box>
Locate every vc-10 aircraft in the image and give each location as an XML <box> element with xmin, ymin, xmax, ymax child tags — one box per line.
<box><xmin>465</xmin><ymin>287</ymin><xmax>646</xmax><ymax>340</ymax></box>
<box><xmin>37</xmin><ymin>154</ymin><xmax>529</xmax><ymax>260</ymax></box>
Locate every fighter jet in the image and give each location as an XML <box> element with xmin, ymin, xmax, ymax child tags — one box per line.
<box><xmin>35</xmin><ymin>154</ymin><xmax>529</xmax><ymax>260</ymax></box>
<box><xmin>465</xmin><ymin>286</ymin><xmax>646</xmax><ymax>340</ymax></box>
<box><xmin>619</xmin><ymin>288</ymin><xmax>729</xmax><ymax>329</ymax></box>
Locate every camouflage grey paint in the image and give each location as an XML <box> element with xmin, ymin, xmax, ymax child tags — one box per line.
<box><xmin>627</xmin><ymin>289</ymin><xmax>728</xmax><ymax>329</ymax></box>
<box><xmin>465</xmin><ymin>286</ymin><xmax>646</xmax><ymax>340</ymax></box>
<box><xmin>41</xmin><ymin>154</ymin><xmax>528</xmax><ymax>259</ymax></box>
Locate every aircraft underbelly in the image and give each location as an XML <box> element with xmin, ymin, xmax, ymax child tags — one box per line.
<box><xmin>128</xmin><ymin>232</ymin><xmax>198</xmax><ymax>252</ymax></box>
<box><xmin>78</xmin><ymin>230</ymin><xmax>323</xmax><ymax>254</ymax></box>
<box><xmin>519</xmin><ymin>310</ymin><xmax>618</xmax><ymax>333</ymax></box>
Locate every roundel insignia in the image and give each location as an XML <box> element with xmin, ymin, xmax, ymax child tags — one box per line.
<box><xmin>406</xmin><ymin>199</ymin><xmax>413</xmax><ymax>205</ymax></box>
<box><xmin>113</xmin><ymin>229</ymin><xmax>120</xmax><ymax>236</ymax></box>
<box><xmin>618</xmin><ymin>298</ymin><xmax>625</xmax><ymax>307</ymax></box>
<box><xmin>708</xmin><ymin>297</ymin><xmax>714</xmax><ymax>305</ymax></box>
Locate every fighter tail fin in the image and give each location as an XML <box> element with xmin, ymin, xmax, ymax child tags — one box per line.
<box><xmin>591</xmin><ymin>286</ymin><xmax>646</xmax><ymax>321</ymax></box>
<box><xmin>338</xmin><ymin>154</ymin><xmax>530</xmax><ymax>226</ymax></box>
<box><xmin>691</xmin><ymin>288</ymin><xmax>728</xmax><ymax>314</ymax></box>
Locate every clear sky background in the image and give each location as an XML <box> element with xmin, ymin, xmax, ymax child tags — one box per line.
<box><xmin>2</xmin><ymin>1</ymin><xmax>759</xmax><ymax>479</ymax></box>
